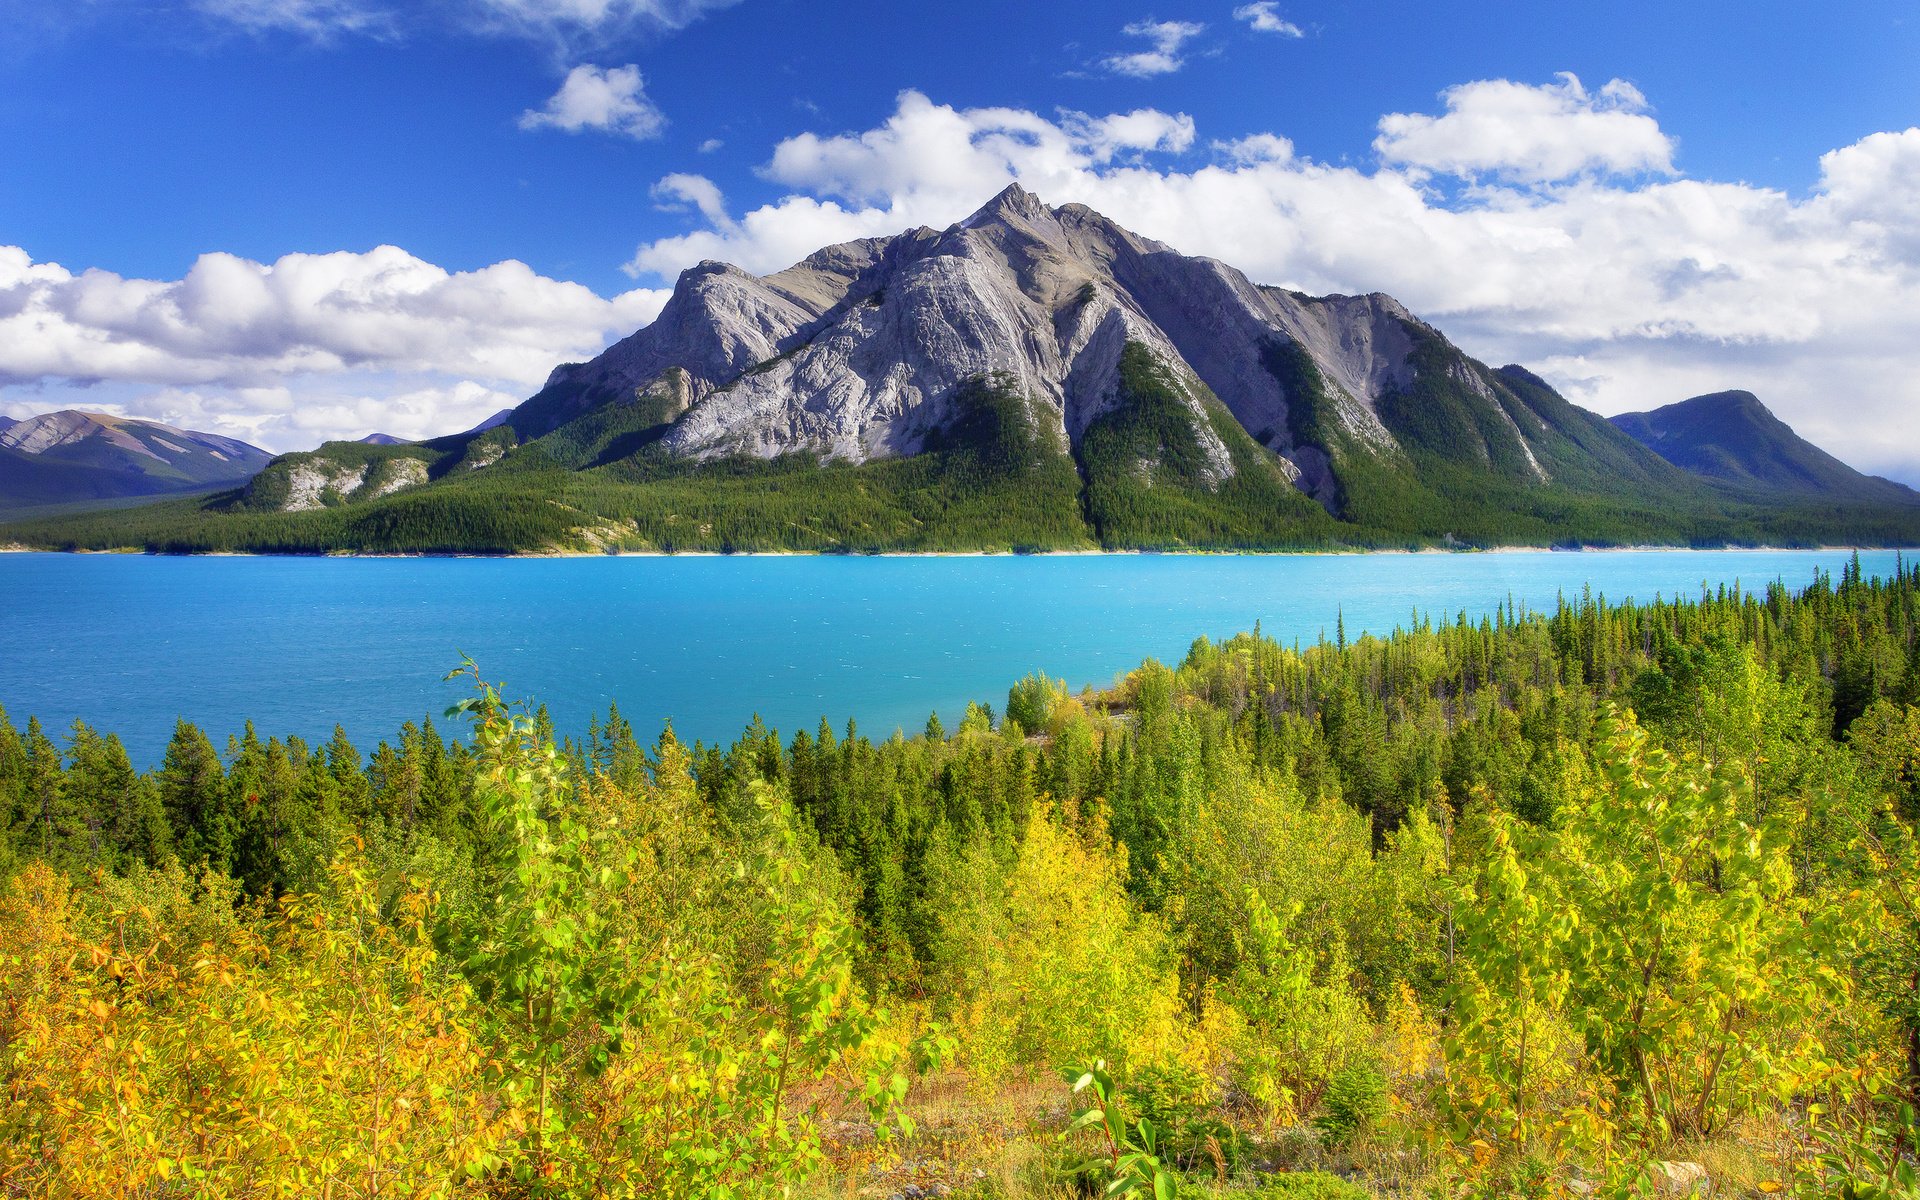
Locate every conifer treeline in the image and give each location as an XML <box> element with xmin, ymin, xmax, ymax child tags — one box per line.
<box><xmin>0</xmin><ymin>556</ymin><xmax>1912</xmax><ymax>933</ymax></box>
<box><xmin>6</xmin><ymin>556</ymin><xmax>1918</xmax><ymax>966</ymax></box>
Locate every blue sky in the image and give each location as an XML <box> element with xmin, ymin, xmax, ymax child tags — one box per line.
<box><xmin>3</xmin><ymin>0</ymin><xmax>1919</xmax><ymax>478</ymax></box>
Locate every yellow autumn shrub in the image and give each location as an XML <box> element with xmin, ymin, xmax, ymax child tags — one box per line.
<box><xmin>927</xmin><ymin>805</ymin><xmax>1188</xmax><ymax>1084</ymax></box>
<box><xmin>0</xmin><ymin>858</ymin><xmax>507</xmax><ymax>1198</ymax></box>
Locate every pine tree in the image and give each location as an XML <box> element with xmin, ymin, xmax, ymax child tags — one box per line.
<box><xmin>0</xmin><ymin>706</ymin><xmax>26</xmax><ymax>862</ymax></box>
<box><xmin>323</xmin><ymin>725</ymin><xmax>372</xmax><ymax>826</ymax></box>
<box><xmin>66</xmin><ymin>722</ymin><xmax>167</xmax><ymax>869</ymax></box>
<box><xmin>157</xmin><ymin>719</ymin><xmax>231</xmax><ymax>870</ymax></box>
<box><xmin>19</xmin><ymin>717</ymin><xmax>75</xmax><ymax>864</ymax></box>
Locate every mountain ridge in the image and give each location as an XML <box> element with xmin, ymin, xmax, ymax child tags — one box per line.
<box><xmin>1610</xmin><ymin>390</ymin><xmax>1919</xmax><ymax>505</ymax></box>
<box><xmin>0</xmin><ymin>410</ymin><xmax>273</xmax><ymax>516</ymax></box>
<box><xmin>490</xmin><ymin>183</ymin><xmax>1718</xmax><ymax>540</ymax></box>
<box><xmin>4</xmin><ymin>189</ymin><xmax>1917</xmax><ymax>554</ymax></box>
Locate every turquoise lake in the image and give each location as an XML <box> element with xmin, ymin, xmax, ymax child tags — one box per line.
<box><xmin>0</xmin><ymin>549</ymin><xmax>1905</xmax><ymax>766</ymax></box>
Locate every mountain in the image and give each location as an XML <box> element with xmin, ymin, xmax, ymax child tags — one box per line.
<box><xmin>460</xmin><ymin>409</ymin><xmax>514</xmax><ymax>437</ymax></box>
<box><xmin>485</xmin><ymin>185</ymin><xmax>1719</xmax><ymax>545</ymax></box>
<box><xmin>1610</xmin><ymin>391</ymin><xmax>1918</xmax><ymax>505</ymax></box>
<box><xmin>0</xmin><ymin>411</ymin><xmax>273</xmax><ymax>514</ymax></box>
<box><xmin>6</xmin><ymin>188</ymin><xmax>1919</xmax><ymax>554</ymax></box>
<box><xmin>355</xmin><ymin>408</ymin><xmax>515</xmax><ymax>448</ymax></box>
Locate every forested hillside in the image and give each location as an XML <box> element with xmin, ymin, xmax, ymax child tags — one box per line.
<box><xmin>7</xmin><ymin>560</ymin><xmax>1920</xmax><ymax>1196</ymax></box>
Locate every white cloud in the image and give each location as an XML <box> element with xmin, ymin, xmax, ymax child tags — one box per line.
<box><xmin>0</xmin><ymin>245</ymin><xmax>667</xmax><ymax>450</ymax></box>
<box><xmin>1061</xmin><ymin>108</ymin><xmax>1198</xmax><ymax>162</ymax></box>
<box><xmin>1232</xmin><ymin>2</ymin><xmax>1301</xmax><ymax>36</ymax></box>
<box><xmin>192</xmin><ymin>0</ymin><xmax>394</xmax><ymax>38</ymax></box>
<box><xmin>652</xmin><ymin>173</ymin><xmax>737</xmax><ymax>232</ymax></box>
<box><xmin>1214</xmin><ymin>132</ymin><xmax>1294</xmax><ymax>164</ymax></box>
<box><xmin>183</xmin><ymin>0</ymin><xmax>740</xmax><ymax>46</ymax></box>
<box><xmin>261</xmin><ymin>378</ymin><xmax>522</xmax><ymax>444</ymax></box>
<box><xmin>470</xmin><ymin>0</ymin><xmax>740</xmax><ymax>39</ymax></box>
<box><xmin>38</xmin><ymin>378</ymin><xmax>524</xmax><ymax>450</ymax></box>
<box><xmin>1102</xmin><ymin>19</ymin><xmax>1206</xmax><ymax>78</ymax></box>
<box><xmin>615</xmin><ymin>87</ymin><xmax>1920</xmax><ymax>484</ymax></box>
<box><xmin>697</xmin><ymin>137</ymin><xmax>724</xmax><ymax>153</ymax></box>
<box><xmin>1817</xmin><ymin>128</ymin><xmax>1920</xmax><ymax>259</ymax></box>
<box><xmin>10</xmin><ymin>76</ymin><xmax>1919</xmax><ymax>480</ymax></box>
<box><xmin>519</xmin><ymin>63</ymin><xmax>665</xmax><ymax>139</ymax></box>
<box><xmin>1375</xmin><ymin>73</ymin><xmax>1674</xmax><ymax>184</ymax></box>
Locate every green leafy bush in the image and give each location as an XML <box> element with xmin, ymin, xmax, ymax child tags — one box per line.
<box><xmin>1315</xmin><ymin>1062</ymin><xmax>1388</xmax><ymax>1145</ymax></box>
<box><xmin>1126</xmin><ymin>1061</ymin><xmax>1244</xmax><ymax>1175</ymax></box>
<box><xmin>1256</xmin><ymin>1169</ymin><xmax>1370</xmax><ymax>1200</ymax></box>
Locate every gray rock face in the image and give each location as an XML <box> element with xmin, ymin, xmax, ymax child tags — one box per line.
<box><xmin>509</xmin><ymin>186</ymin><xmax>1559</xmax><ymax>507</ymax></box>
<box><xmin>266</xmin><ymin>452</ymin><xmax>432</xmax><ymax>513</ymax></box>
<box><xmin>283</xmin><ymin>461</ymin><xmax>370</xmax><ymax>512</ymax></box>
<box><xmin>651</xmin><ymin>188</ymin><xmax>1262</xmax><ymax>484</ymax></box>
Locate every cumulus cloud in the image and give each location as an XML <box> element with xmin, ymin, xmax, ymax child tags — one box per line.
<box><xmin>41</xmin><ymin>378</ymin><xmax>524</xmax><ymax>449</ymax></box>
<box><xmin>1233</xmin><ymin>2</ymin><xmax>1302</xmax><ymax>36</ymax></box>
<box><xmin>519</xmin><ymin>63</ymin><xmax>665</xmax><ymax>139</ymax></box>
<box><xmin>1103</xmin><ymin>19</ymin><xmax>1206</xmax><ymax>78</ymax></box>
<box><xmin>10</xmin><ymin>77</ymin><xmax>1920</xmax><ymax>478</ymax></box>
<box><xmin>615</xmin><ymin>85</ymin><xmax>1920</xmax><ymax>483</ymax></box>
<box><xmin>1817</xmin><ymin>128</ymin><xmax>1920</xmax><ymax>259</ymax></box>
<box><xmin>0</xmin><ymin>245</ymin><xmax>666</xmax><ymax>449</ymax></box>
<box><xmin>1214</xmin><ymin>132</ymin><xmax>1294</xmax><ymax>164</ymax></box>
<box><xmin>652</xmin><ymin>173</ymin><xmax>737</xmax><ymax>232</ymax></box>
<box><xmin>1061</xmin><ymin>108</ymin><xmax>1198</xmax><ymax>162</ymax></box>
<box><xmin>623</xmin><ymin>92</ymin><xmax>1196</xmax><ymax>276</ymax></box>
<box><xmin>1375</xmin><ymin>73</ymin><xmax>1675</xmax><ymax>184</ymax></box>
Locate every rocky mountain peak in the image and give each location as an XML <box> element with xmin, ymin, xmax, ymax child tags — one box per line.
<box><xmin>964</xmin><ymin>182</ymin><xmax>1052</xmax><ymax>227</ymax></box>
<box><xmin>499</xmin><ymin>188</ymin><xmax>1693</xmax><ymax>515</ymax></box>
<box><xmin>1</xmin><ymin>410</ymin><xmax>116</xmax><ymax>456</ymax></box>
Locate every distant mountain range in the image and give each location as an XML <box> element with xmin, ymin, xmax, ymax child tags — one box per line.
<box><xmin>1610</xmin><ymin>391</ymin><xmax>1917</xmax><ymax>505</ymax></box>
<box><xmin>349</xmin><ymin>410</ymin><xmax>513</xmax><ymax>447</ymax></box>
<box><xmin>0</xmin><ymin>411</ymin><xmax>272</xmax><ymax>516</ymax></box>
<box><xmin>3</xmin><ymin>188</ymin><xmax>1916</xmax><ymax>553</ymax></box>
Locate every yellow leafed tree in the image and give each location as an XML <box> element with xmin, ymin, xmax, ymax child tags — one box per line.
<box><xmin>928</xmin><ymin>805</ymin><xmax>1190</xmax><ymax>1084</ymax></box>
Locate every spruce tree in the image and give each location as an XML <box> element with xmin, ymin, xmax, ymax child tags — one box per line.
<box><xmin>157</xmin><ymin>719</ymin><xmax>231</xmax><ymax>870</ymax></box>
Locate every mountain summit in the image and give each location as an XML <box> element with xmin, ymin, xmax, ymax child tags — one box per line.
<box><xmin>500</xmin><ymin>184</ymin><xmax>1706</xmax><ymax>537</ymax></box>
<box><xmin>1610</xmin><ymin>391</ymin><xmax>1917</xmax><ymax>504</ymax></box>
<box><xmin>0</xmin><ymin>410</ymin><xmax>271</xmax><ymax>515</ymax></box>
<box><xmin>516</xmin><ymin>182</ymin><xmax>1440</xmax><ymax>497</ymax></box>
<box><xmin>8</xmin><ymin>190</ymin><xmax>1918</xmax><ymax>553</ymax></box>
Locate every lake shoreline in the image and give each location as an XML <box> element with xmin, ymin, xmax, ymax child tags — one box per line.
<box><xmin>6</xmin><ymin>546</ymin><xmax>1908</xmax><ymax>768</ymax></box>
<box><xmin>1</xmin><ymin>542</ymin><xmax>1906</xmax><ymax>560</ymax></box>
